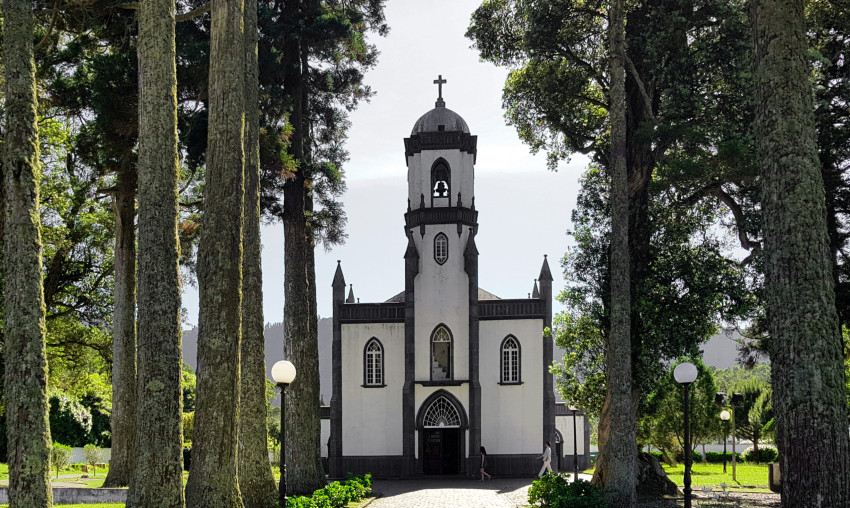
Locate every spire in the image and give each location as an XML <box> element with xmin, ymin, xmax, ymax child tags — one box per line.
<box><xmin>332</xmin><ymin>260</ymin><xmax>346</xmax><ymax>288</ymax></box>
<box><xmin>346</xmin><ymin>284</ymin><xmax>355</xmax><ymax>304</ymax></box>
<box><xmin>532</xmin><ymin>279</ymin><xmax>540</xmax><ymax>299</ymax></box>
<box><xmin>404</xmin><ymin>233</ymin><xmax>419</xmax><ymax>259</ymax></box>
<box><xmin>538</xmin><ymin>254</ymin><xmax>553</xmax><ymax>282</ymax></box>
<box><xmin>464</xmin><ymin>228</ymin><xmax>479</xmax><ymax>257</ymax></box>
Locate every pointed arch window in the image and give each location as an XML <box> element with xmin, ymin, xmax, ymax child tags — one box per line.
<box><xmin>434</xmin><ymin>233</ymin><xmax>448</xmax><ymax>265</ymax></box>
<box><xmin>422</xmin><ymin>395</ymin><xmax>461</xmax><ymax>428</ymax></box>
<box><xmin>431</xmin><ymin>325</ymin><xmax>453</xmax><ymax>381</ymax></box>
<box><xmin>431</xmin><ymin>160</ymin><xmax>450</xmax><ymax>198</ymax></box>
<box><xmin>500</xmin><ymin>335</ymin><xmax>521</xmax><ymax>384</ymax></box>
<box><xmin>363</xmin><ymin>338</ymin><xmax>385</xmax><ymax>387</ymax></box>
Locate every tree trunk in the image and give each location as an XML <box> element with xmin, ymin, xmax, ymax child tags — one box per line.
<box><xmin>281</xmin><ymin>0</ymin><xmax>326</xmax><ymax>495</ymax></box>
<box><xmin>237</xmin><ymin>0</ymin><xmax>278</xmax><ymax>504</ymax></box>
<box><xmin>754</xmin><ymin>0</ymin><xmax>850</xmax><ymax>505</ymax></box>
<box><xmin>103</xmin><ymin>171</ymin><xmax>137</xmax><ymax>488</ymax></box>
<box><xmin>126</xmin><ymin>0</ymin><xmax>185</xmax><ymax>505</ymax></box>
<box><xmin>185</xmin><ymin>0</ymin><xmax>246</xmax><ymax>505</ymax></box>
<box><xmin>602</xmin><ymin>0</ymin><xmax>636</xmax><ymax>505</ymax></box>
<box><xmin>2</xmin><ymin>1</ymin><xmax>54</xmax><ymax>505</ymax></box>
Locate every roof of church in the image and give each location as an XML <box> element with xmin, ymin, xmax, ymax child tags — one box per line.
<box><xmin>384</xmin><ymin>287</ymin><xmax>500</xmax><ymax>303</ymax></box>
<box><xmin>411</xmin><ymin>104</ymin><xmax>470</xmax><ymax>135</ymax></box>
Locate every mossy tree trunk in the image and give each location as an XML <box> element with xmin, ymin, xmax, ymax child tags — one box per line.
<box><xmin>237</xmin><ymin>0</ymin><xmax>278</xmax><ymax>505</ymax></box>
<box><xmin>2</xmin><ymin>1</ymin><xmax>54</xmax><ymax>505</ymax></box>
<box><xmin>754</xmin><ymin>0</ymin><xmax>850</xmax><ymax>505</ymax></box>
<box><xmin>601</xmin><ymin>0</ymin><xmax>636</xmax><ymax>505</ymax></box>
<box><xmin>281</xmin><ymin>0</ymin><xmax>326</xmax><ymax>494</ymax></box>
<box><xmin>126</xmin><ymin>0</ymin><xmax>185</xmax><ymax>505</ymax></box>
<box><xmin>184</xmin><ymin>0</ymin><xmax>246</xmax><ymax>505</ymax></box>
<box><xmin>103</xmin><ymin>169</ymin><xmax>137</xmax><ymax>488</ymax></box>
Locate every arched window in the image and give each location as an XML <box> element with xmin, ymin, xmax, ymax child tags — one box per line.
<box><xmin>434</xmin><ymin>233</ymin><xmax>448</xmax><ymax>265</ymax></box>
<box><xmin>363</xmin><ymin>338</ymin><xmax>384</xmax><ymax>387</ymax></box>
<box><xmin>422</xmin><ymin>395</ymin><xmax>461</xmax><ymax>428</ymax></box>
<box><xmin>500</xmin><ymin>335</ymin><xmax>521</xmax><ymax>384</ymax></box>
<box><xmin>431</xmin><ymin>160</ymin><xmax>450</xmax><ymax>198</ymax></box>
<box><xmin>431</xmin><ymin>325</ymin><xmax>453</xmax><ymax>381</ymax></box>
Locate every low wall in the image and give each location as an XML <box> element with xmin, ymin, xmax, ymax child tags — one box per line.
<box><xmin>0</xmin><ymin>487</ymin><xmax>127</xmax><ymax>504</ymax></box>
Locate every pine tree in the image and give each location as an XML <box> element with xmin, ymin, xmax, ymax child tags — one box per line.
<box><xmin>755</xmin><ymin>0</ymin><xmax>850</xmax><ymax>505</ymax></box>
<box><xmin>2</xmin><ymin>0</ymin><xmax>54</xmax><ymax>505</ymax></box>
<box><xmin>237</xmin><ymin>0</ymin><xmax>278</xmax><ymax>504</ymax></box>
<box><xmin>184</xmin><ymin>0</ymin><xmax>246</xmax><ymax>504</ymax></box>
<box><xmin>126</xmin><ymin>0</ymin><xmax>185</xmax><ymax>505</ymax></box>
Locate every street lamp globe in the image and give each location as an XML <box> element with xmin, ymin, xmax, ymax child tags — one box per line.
<box><xmin>720</xmin><ymin>409</ymin><xmax>730</xmax><ymax>421</ymax></box>
<box><xmin>272</xmin><ymin>360</ymin><xmax>297</xmax><ymax>385</ymax></box>
<box><xmin>673</xmin><ymin>362</ymin><xmax>698</xmax><ymax>384</ymax></box>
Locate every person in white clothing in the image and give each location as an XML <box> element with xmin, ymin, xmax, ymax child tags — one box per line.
<box><xmin>537</xmin><ymin>442</ymin><xmax>553</xmax><ymax>477</ymax></box>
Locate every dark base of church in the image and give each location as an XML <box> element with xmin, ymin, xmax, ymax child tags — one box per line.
<box><xmin>327</xmin><ymin>454</ymin><xmax>591</xmax><ymax>480</ymax></box>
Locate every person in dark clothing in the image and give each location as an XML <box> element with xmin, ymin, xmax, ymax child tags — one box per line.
<box><xmin>479</xmin><ymin>446</ymin><xmax>491</xmax><ymax>481</ymax></box>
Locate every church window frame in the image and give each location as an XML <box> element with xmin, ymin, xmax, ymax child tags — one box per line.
<box><xmin>430</xmin><ymin>325</ymin><xmax>453</xmax><ymax>381</ymax></box>
<box><xmin>434</xmin><ymin>233</ymin><xmax>449</xmax><ymax>265</ymax></box>
<box><xmin>363</xmin><ymin>338</ymin><xmax>385</xmax><ymax>388</ymax></box>
<box><xmin>431</xmin><ymin>159</ymin><xmax>451</xmax><ymax>203</ymax></box>
<box><xmin>499</xmin><ymin>335</ymin><xmax>522</xmax><ymax>385</ymax></box>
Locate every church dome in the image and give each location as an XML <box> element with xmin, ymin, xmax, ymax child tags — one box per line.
<box><xmin>411</xmin><ymin>104</ymin><xmax>470</xmax><ymax>135</ymax></box>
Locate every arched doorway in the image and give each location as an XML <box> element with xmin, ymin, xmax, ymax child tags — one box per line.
<box><xmin>554</xmin><ymin>429</ymin><xmax>563</xmax><ymax>472</ymax></box>
<box><xmin>417</xmin><ymin>390</ymin><xmax>467</xmax><ymax>475</ymax></box>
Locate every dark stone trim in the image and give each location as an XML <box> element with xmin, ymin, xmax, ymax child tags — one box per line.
<box><xmin>540</xmin><ymin>272</ymin><xmax>556</xmax><ymax>453</ymax></box>
<box><xmin>429</xmin><ymin>323</ymin><xmax>454</xmax><ymax>381</ymax></box>
<box><xmin>319</xmin><ymin>406</ymin><xmax>330</xmax><ymax>419</ymax></box>
<box><xmin>414</xmin><ymin>380</ymin><xmax>468</xmax><ymax>386</ymax></box>
<box><xmin>331</xmin><ymin>454</ymin><xmax>543</xmax><ymax>479</ymax></box>
<box><xmin>416</xmin><ymin>389</ymin><xmax>469</xmax><ymax>429</ymax></box>
<box><xmin>434</xmin><ymin>232</ymin><xmax>449</xmax><ymax>265</ymax></box>
<box><xmin>497</xmin><ymin>381</ymin><xmax>524</xmax><ymax>386</ymax></box>
<box><xmin>465</xmin><ymin>227</ymin><xmax>481</xmax><ymax>461</ymax></box>
<box><xmin>402</xmin><ymin>230</ymin><xmax>418</xmax><ymax>466</ymax></box>
<box><xmin>328</xmin><ymin>456</ymin><xmax>414</xmax><ymax>480</ymax></box>
<box><xmin>330</xmin><ymin>263</ymin><xmax>346</xmax><ymax>478</ymax></box>
<box><xmin>468</xmin><ymin>454</ymin><xmax>543</xmax><ymax>478</ymax></box>
<box><xmin>338</xmin><ymin>302</ymin><xmax>405</xmax><ymax>323</ymax></box>
<box><xmin>404</xmin><ymin>131</ymin><xmax>478</xmax><ymax>163</ymax></box>
<box><xmin>362</xmin><ymin>337</ymin><xmax>386</xmax><ymax>387</ymax></box>
<box><xmin>479</xmin><ymin>299</ymin><xmax>545</xmax><ymax>320</ymax></box>
<box><xmin>405</xmin><ymin>206</ymin><xmax>478</xmax><ymax>229</ymax></box>
<box><xmin>499</xmin><ymin>334</ymin><xmax>522</xmax><ymax>384</ymax></box>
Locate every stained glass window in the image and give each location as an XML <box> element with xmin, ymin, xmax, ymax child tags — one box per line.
<box><xmin>422</xmin><ymin>395</ymin><xmax>461</xmax><ymax>428</ymax></box>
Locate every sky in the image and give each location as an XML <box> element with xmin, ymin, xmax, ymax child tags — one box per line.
<box><xmin>181</xmin><ymin>0</ymin><xmax>591</xmax><ymax>328</ymax></box>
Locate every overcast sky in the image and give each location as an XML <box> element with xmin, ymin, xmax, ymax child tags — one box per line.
<box><xmin>181</xmin><ymin>0</ymin><xmax>590</xmax><ymax>328</ymax></box>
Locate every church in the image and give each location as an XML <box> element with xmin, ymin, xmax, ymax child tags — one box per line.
<box><xmin>327</xmin><ymin>79</ymin><xmax>560</xmax><ymax>478</ymax></box>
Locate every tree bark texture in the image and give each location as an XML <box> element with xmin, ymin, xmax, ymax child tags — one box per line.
<box><xmin>2</xmin><ymin>1</ymin><xmax>54</xmax><ymax>505</ymax></box>
<box><xmin>126</xmin><ymin>0</ymin><xmax>185</xmax><ymax>505</ymax></box>
<box><xmin>754</xmin><ymin>0</ymin><xmax>850</xmax><ymax>505</ymax></box>
<box><xmin>280</xmin><ymin>0</ymin><xmax>326</xmax><ymax>495</ymax></box>
<box><xmin>103</xmin><ymin>171</ymin><xmax>137</xmax><ymax>488</ymax></box>
<box><xmin>237</xmin><ymin>0</ymin><xmax>278</xmax><ymax>504</ymax></box>
<box><xmin>185</xmin><ymin>0</ymin><xmax>246</xmax><ymax>505</ymax></box>
<box><xmin>601</xmin><ymin>0</ymin><xmax>637</xmax><ymax>505</ymax></box>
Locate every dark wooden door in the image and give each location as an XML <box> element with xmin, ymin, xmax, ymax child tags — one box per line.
<box><xmin>423</xmin><ymin>429</ymin><xmax>461</xmax><ymax>474</ymax></box>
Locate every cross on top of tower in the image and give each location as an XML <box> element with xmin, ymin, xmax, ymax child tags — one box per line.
<box><xmin>433</xmin><ymin>74</ymin><xmax>447</xmax><ymax>107</ymax></box>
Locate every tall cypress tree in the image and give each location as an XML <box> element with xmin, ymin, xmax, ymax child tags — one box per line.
<box><xmin>185</xmin><ymin>0</ymin><xmax>246</xmax><ymax>504</ymax></box>
<box><xmin>127</xmin><ymin>0</ymin><xmax>185</xmax><ymax>505</ymax></box>
<box><xmin>238</xmin><ymin>0</ymin><xmax>278</xmax><ymax>504</ymax></box>
<box><xmin>2</xmin><ymin>0</ymin><xmax>54</xmax><ymax>505</ymax></box>
<box><xmin>754</xmin><ymin>0</ymin><xmax>850</xmax><ymax>505</ymax></box>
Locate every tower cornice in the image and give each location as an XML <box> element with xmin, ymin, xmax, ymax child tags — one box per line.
<box><xmin>404</xmin><ymin>132</ymin><xmax>477</xmax><ymax>163</ymax></box>
<box><xmin>404</xmin><ymin>206</ymin><xmax>478</xmax><ymax>230</ymax></box>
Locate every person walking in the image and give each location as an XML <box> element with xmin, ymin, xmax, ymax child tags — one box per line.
<box><xmin>537</xmin><ymin>442</ymin><xmax>553</xmax><ymax>477</ymax></box>
<box><xmin>479</xmin><ymin>446</ymin><xmax>491</xmax><ymax>481</ymax></box>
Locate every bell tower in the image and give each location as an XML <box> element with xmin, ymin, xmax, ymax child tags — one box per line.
<box><xmin>400</xmin><ymin>76</ymin><xmax>482</xmax><ymax>473</ymax></box>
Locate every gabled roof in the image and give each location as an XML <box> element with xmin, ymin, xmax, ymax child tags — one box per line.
<box><xmin>383</xmin><ymin>287</ymin><xmax>501</xmax><ymax>304</ymax></box>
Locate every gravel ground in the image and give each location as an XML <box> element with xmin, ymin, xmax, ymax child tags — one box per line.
<box><xmin>638</xmin><ymin>491</ymin><xmax>780</xmax><ymax>507</ymax></box>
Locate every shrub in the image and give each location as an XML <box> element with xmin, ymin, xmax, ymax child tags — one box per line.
<box><xmin>51</xmin><ymin>443</ymin><xmax>73</xmax><ymax>479</ymax></box>
<box><xmin>705</xmin><ymin>451</ymin><xmax>742</xmax><ymax>463</ymax></box>
<box><xmin>528</xmin><ymin>474</ymin><xmax>608</xmax><ymax>508</ymax></box>
<box><xmin>83</xmin><ymin>444</ymin><xmax>104</xmax><ymax>476</ymax></box>
<box><xmin>286</xmin><ymin>473</ymin><xmax>373</xmax><ymax>508</ymax></box>
<box><xmin>49</xmin><ymin>393</ymin><xmax>93</xmax><ymax>447</ymax></box>
<box><xmin>742</xmin><ymin>446</ymin><xmax>778</xmax><ymax>463</ymax></box>
<box><xmin>674</xmin><ymin>450</ymin><xmax>703</xmax><ymax>464</ymax></box>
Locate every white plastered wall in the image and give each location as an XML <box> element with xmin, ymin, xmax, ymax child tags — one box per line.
<box><xmin>479</xmin><ymin>319</ymin><xmax>545</xmax><ymax>455</ymax></box>
<box><xmin>412</xmin><ymin>224</ymin><xmax>470</xmax><ymax>382</ymax></box>
<box><xmin>341</xmin><ymin>322</ymin><xmax>404</xmax><ymax>456</ymax></box>
<box><xmin>406</xmin><ymin>150</ymin><xmax>475</xmax><ymax>207</ymax></box>
<box><xmin>556</xmin><ymin>414</ymin><xmax>586</xmax><ymax>455</ymax></box>
<box><xmin>413</xmin><ymin>385</ymin><xmax>470</xmax><ymax>459</ymax></box>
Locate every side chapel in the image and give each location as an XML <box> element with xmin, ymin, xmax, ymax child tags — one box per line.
<box><xmin>328</xmin><ymin>78</ymin><xmax>558</xmax><ymax>478</ymax></box>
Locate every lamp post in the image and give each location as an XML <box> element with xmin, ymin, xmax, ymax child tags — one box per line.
<box><xmin>570</xmin><ymin>406</ymin><xmax>579</xmax><ymax>481</ymax></box>
<box><xmin>730</xmin><ymin>392</ymin><xmax>743</xmax><ymax>483</ymax></box>
<box><xmin>272</xmin><ymin>360</ymin><xmax>297</xmax><ymax>506</ymax></box>
<box><xmin>720</xmin><ymin>409</ymin><xmax>730</xmax><ymax>473</ymax></box>
<box><xmin>674</xmin><ymin>362</ymin><xmax>698</xmax><ymax>508</ymax></box>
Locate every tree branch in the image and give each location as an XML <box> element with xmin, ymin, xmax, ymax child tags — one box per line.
<box><xmin>624</xmin><ymin>55</ymin><xmax>656</xmax><ymax>123</ymax></box>
<box><xmin>35</xmin><ymin>1</ymin><xmax>61</xmax><ymax>51</ymax></box>
<box><xmin>677</xmin><ymin>183</ymin><xmax>761</xmax><ymax>251</ymax></box>
<box><xmin>176</xmin><ymin>5</ymin><xmax>210</xmax><ymax>22</ymax></box>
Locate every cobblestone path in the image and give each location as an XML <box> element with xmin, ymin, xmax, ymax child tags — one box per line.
<box><xmin>367</xmin><ymin>477</ymin><xmax>535</xmax><ymax>508</ymax></box>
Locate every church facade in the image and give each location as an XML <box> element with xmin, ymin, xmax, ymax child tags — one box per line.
<box><xmin>328</xmin><ymin>86</ymin><xmax>556</xmax><ymax>478</ymax></box>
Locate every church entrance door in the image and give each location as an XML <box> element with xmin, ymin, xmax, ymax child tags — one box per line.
<box><xmin>423</xmin><ymin>428</ymin><xmax>461</xmax><ymax>475</ymax></box>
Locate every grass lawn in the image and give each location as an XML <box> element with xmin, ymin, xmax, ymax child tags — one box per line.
<box><xmin>663</xmin><ymin>462</ymin><xmax>772</xmax><ymax>492</ymax></box>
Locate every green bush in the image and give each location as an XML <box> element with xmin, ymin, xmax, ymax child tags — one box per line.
<box><xmin>51</xmin><ymin>443</ymin><xmax>73</xmax><ymax>479</ymax></box>
<box><xmin>286</xmin><ymin>473</ymin><xmax>372</xmax><ymax>508</ymax></box>
<box><xmin>674</xmin><ymin>450</ymin><xmax>703</xmax><ymax>463</ymax></box>
<box><xmin>49</xmin><ymin>394</ymin><xmax>93</xmax><ymax>447</ymax></box>
<box><xmin>705</xmin><ymin>451</ymin><xmax>741</xmax><ymax>463</ymax></box>
<box><xmin>83</xmin><ymin>444</ymin><xmax>104</xmax><ymax>476</ymax></box>
<box><xmin>527</xmin><ymin>474</ymin><xmax>608</xmax><ymax>508</ymax></box>
<box><xmin>742</xmin><ymin>446</ymin><xmax>778</xmax><ymax>463</ymax></box>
